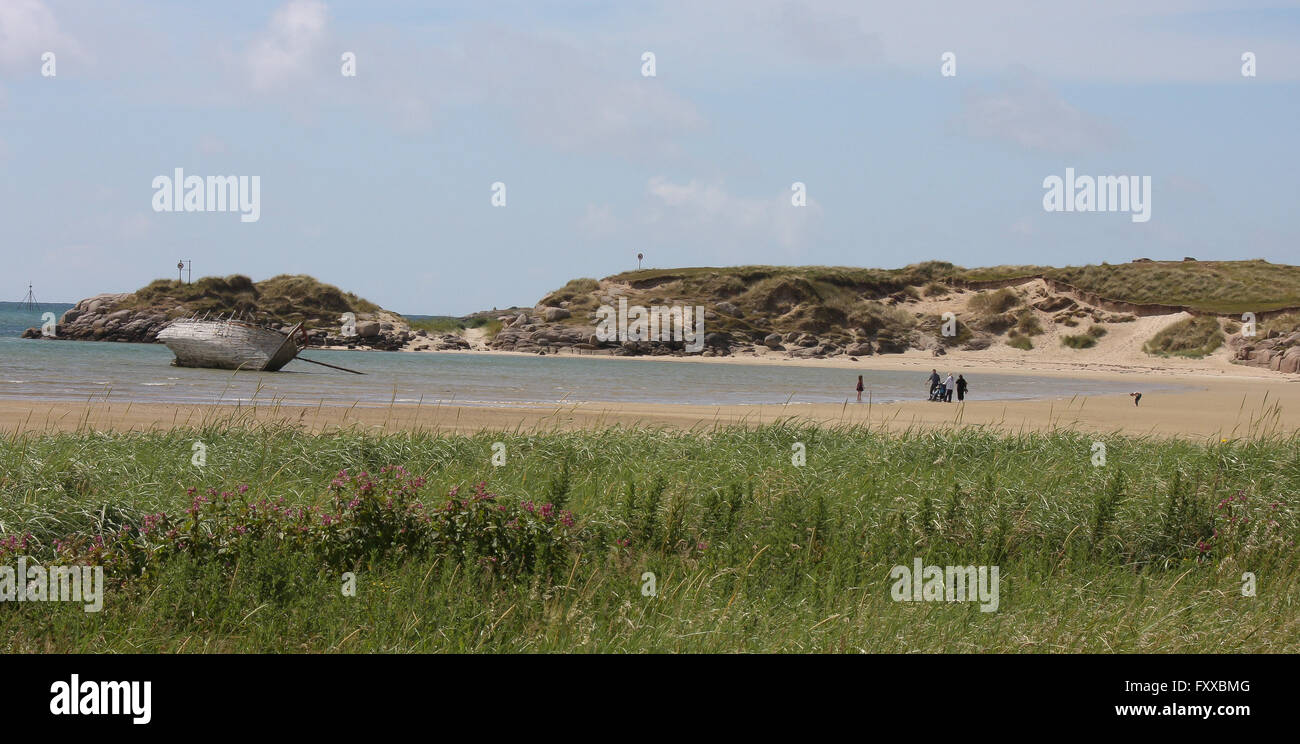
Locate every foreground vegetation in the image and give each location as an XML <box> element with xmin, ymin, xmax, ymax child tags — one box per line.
<box><xmin>1</xmin><ymin>423</ymin><xmax>1296</xmax><ymax>652</ymax></box>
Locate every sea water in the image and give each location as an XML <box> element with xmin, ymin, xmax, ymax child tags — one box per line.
<box><xmin>0</xmin><ymin>303</ymin><xmax>1189</xmax><ymax>408</ymax></box>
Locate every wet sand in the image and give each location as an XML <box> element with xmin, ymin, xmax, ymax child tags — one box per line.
<box><xmin>2</xmin><ymin>370</ymin><xmax>1296</xmax><ymax>440</ymax></box>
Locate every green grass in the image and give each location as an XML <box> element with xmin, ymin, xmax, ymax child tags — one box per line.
<box><xmin>1048</xmin><ymin>261</ymin><xmax>1300</xmax><ymax>314</ymax></box>
<box><xmin>1144</xmin><ymin>317</ymin><xmax>1226</xmax><ymax>358</ymax></box>
<box><xmin>967</xmin><ymin>288</ymin><xmax>1020</xmax><ymax>315</ymax></box>
<box><xmin>408</xmin><ymin>316</ymin><xmax>466</xmax><ymax>334</ymax></box>
<box><xmin>1014</xmin><ymin>309</ymin><xmax>1044</xmax><ymax>337</ymax></box>
<box><xmin>1061</xmin><ymin>333</ymin><xmax>1098</xmax><ymax>349</ymax></box>
<box><xmin>608</xmin><ymin>260</ymin><xmax>1300</xmax><ymax>315</ymax></box>
<box><xmin>121</xmin><ymin>274</ymin><xmax>382</xmax><ymax>329</ymax></box>
<box><xmin>1006</xmin><ymin>334</ymin><xmax>1033</xmax><ymax>350</ymax></box>
<box><xmin>949</xmin><ymin>260</ymin><xmax>1300</xmax><ymax>314</ymax></box>
<box><xmin>2</xmin><ymin>423</ymin><xmax>1296</xmax><ymax>653</ymax></box>
<box><xmin>1262</xmin><ymin>311</ymin><xmax>1300</xmax><ymax>337</ymax></box>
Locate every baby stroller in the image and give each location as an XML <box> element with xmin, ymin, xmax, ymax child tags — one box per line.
<box><xmin>928</xmin><ymin>384</ymin><xmax>945</xmax><ymax>402</ymax></box>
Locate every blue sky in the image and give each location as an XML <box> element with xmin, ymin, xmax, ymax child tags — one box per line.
<box><xmin>2</xmin><ymin>1</ymin><xmax>1298</xmax><ymax>314</ymax></box>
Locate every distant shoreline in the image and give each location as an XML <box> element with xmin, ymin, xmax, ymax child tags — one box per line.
<box><xmin>329</xmin><ymin>341</ymin><xmax>1293</xmax><ymax>384</ymax></box>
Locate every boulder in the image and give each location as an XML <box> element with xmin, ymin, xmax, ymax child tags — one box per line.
<box><xmin>844</xmin><ymin>342</ymin><xmax>873</xmax><ymax>356</ymax></box>
<box><xmin>1033</xmin><ymin>296</ymin><xmax>1075</xmax><ymax>313</ymax></box>
<box><xmin>1280</xmin><ymin>348</ymin><xmax>1300</xmax><ymax>374</ymax></box>
<box><xmin>543</xmin><ymin>307</ymin><xmax>571</xmax><ymax>322</ymax></box>
<box><xmin>763</xmin><ymin>333</ymin><xmax>784</xmax><ymax>350</ymax></box>
<box><xmin>355</xmin><ymin>321</ymin><xmax>380</xmax><ymax>338</ymax></box>
<box><xmin>704</xmin><ymin>332</ymin><xmax>733</xmax><ymax>349</ymax></box>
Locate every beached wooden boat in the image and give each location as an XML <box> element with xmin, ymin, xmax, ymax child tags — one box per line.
<box><xmin>156</xmin><ymin>318</ymin><xmax>305</xmax><ymax>371</ymax></box>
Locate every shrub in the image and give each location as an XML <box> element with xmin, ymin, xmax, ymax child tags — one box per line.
<box><xmin>923</xmin><ymin>281</ymin><xmax>950</xmax><ymax>297</ymax></box>
<box><xmin>538</xmin><ymin>277</ymin><xmax>598</xmax><ymax>306</ymax></box>
<box><xmin>1144</xmin><ymin>317</ymin><xmax>1225</xmax><ymax>358</ymax></box>
<box><xmin>1087</xmin><ymin>324</ymin><xmax>1108</xmax><ymax>338</ymax></box>
<box><xmin>409</xmin><ymin>316</ymin><xmax>465</xmax><ymax>333</ymax></box>
<box><xmin>1262</xmin><ymin>311</ymin><xmax>1300</xmax><ymax>337</ymax></box>
<box><xmin>1007</xmin><ymin>334</ymin><xmax>1033</xmax><ymax>350</ymax></box>
<box><xmin>968</xmin><ymin>288</ymin><xmax>1020</xmax><ymax>315</ymax></box>
<box><xmin>1015</xmin><ymin>309</ymin><xmax>1044</xmax><ymax>336</ymax></box>
<box><xmin>847</xmin><ymin>302</ymin><xmax>915</xmax><ymax>337</ymax></box>
<box><xmin>1062</xmin><ymin>333</ymin><xmax>1097</xmax><ymax>349</ymax></box>
<box><xmin>18</xmin><ymin>467</ymin><xmax>581</xmax><ymax>580</ymax></box>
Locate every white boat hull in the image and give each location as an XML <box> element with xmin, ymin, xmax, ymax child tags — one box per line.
<box><xmin>156</xmin><ymin>320</ymin><xmax>301</xmax><ymax>371</ymax></box>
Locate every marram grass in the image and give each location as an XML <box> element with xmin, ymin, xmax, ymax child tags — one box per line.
<box><xmin>0</xmin><ymin>421</ymin><xmax>1296</xmax><ymax>653</ymax></box>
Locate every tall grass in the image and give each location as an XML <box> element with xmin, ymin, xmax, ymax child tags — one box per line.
<box><xmin>1</xmin><ymin>424</ymin><xmax>1296</xmax><ymax>652</ymax></box>
<box><xmin>1145</xmin><ymin>317</ymin><xmax>1225</xmax><ymax>357</ymax></box>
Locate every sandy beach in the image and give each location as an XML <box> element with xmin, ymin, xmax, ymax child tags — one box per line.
<box><xmin>3</xmin><ymin>348</ymin><xmax>1296</xmax><ymax>439</ymax></box>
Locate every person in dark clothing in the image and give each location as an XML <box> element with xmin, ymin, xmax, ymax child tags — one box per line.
<box><xmin>856</xmin><ymin>375</ymin><xmax>864</xmax><ymax>402</ymax></box>
<box><xmin>956</xmin><ymin>374</ymin><xmax>968</xmax><ymax>402</ymax></box>
<box><xmin>927</xmin><ymin>369</ymin><xmax>940</xmax><ymax>401</ymax></box>
<box><xmin>1130</xmin><ymin>392</ymin><xmax>1142</xmax><ymax>406</ymax></box>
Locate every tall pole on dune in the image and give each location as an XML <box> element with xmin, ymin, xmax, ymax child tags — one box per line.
<box><xmin>637</xmin><ymin>252</ymin><xmax>643</xmax><ymax>270</ymax></box>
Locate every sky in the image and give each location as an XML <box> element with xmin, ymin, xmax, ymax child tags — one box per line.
<box><xmin>2</xmin><ymin>0</ymin><xmax>1298</xmax><ymax>315</ymax></box>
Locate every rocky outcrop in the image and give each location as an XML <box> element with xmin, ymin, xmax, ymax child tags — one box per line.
<box><xmin>24</xmin><ymin>287</ymin><xmax>414</xmax><ymax>352</ymax></box>
<box><xmin>22</xmin><ymin>293</ymin><xmax>161</xmax><ymax>343</ymax></box>
<box><xmin>407</xmin><ymin>332</ymin><xmax>471</xmax><ymax>352</ymax></box>
<box><xmin>1231</xmin><ymin>332</ymin><xmax>1300</xmax><ymax>374</ymax></box>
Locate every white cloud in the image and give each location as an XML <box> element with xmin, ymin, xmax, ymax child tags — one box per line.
<box><xmin>244</xmin><ymin>0</ymin><xmax>329</xmax><ymax>92</ymax></box>
<box><xmin>643</xmin><ymin>177</ymin><xmax>823</xmax><ymax>253</ymax></box>
<box><xmin>0</xmin><ymin>0</ymin><xmax>79</xmax><ymax>75</ymax></box>
<box><xmin>228</xmin><ymin>18</ymin><xmax>703</xmax><ymax>156</ymax></box>
<box><xmin>951</xmin><ymin>68</ymin><xmax>1123</xmax><ymax>153</ymax></box>
<box><xmin>649</xmin><ymin>0</ymin><xmax>1300</xmax><ymax>82</ymax></box>
<box><xmin>464</xmin><ymin>28</ymin><xmax>703</xmax><ymax>158</ymax></box>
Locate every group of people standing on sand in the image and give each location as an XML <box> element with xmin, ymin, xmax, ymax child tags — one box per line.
<box><xmin>852</xmin><ymin>370</ymin><xmax>969</xmax><ymax>403</ymax></box>
<box><xmin>926</xmin><ymin>369</ymin><xmax>967</xmax><ymax>402</ymax></box>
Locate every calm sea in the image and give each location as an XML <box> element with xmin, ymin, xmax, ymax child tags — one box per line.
<box><xmin>0</xmin><ymin>302</ymin><xmax>1186</xmax><ymax>407</ymax></box>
